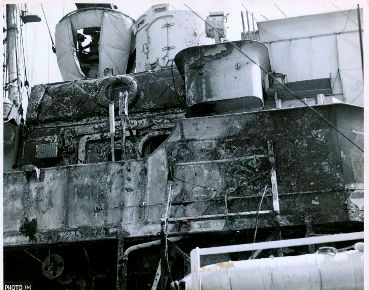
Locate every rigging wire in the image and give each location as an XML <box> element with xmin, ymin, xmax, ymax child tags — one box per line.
<box><xmin>330</xmin><ymin>1</ymin><xmax>358</xmax><ymax>26</ymax></box>
<box><xmin>19</xmin><ymin>4</ymin><xmax>30</xmax><ymax>91</ymax></box>
<box><xmin>22</xmin><ymin>4</ymin><xmax>31</xmax><ymax>87</ymax></box>
<box><xmin>253</xmin><ymin>185</ymin><xmax>268</xmax><ymax>243</ymax></box>
<box><xmin>331</xmin><ymin>69</ymin><xmax>341</xmax><ymax>92</ymax></box>
<box><xmin>167</xmin><ymin>239</ymin><xmax>190</xmax><ymax>262</ymax></box>
<box><xmin>339</xmin><ymin>4</ymin><xmax>354</xmax><ymax>33</ymax></box>
<box><xmin>273</xmin><ymin>1</ymin><xmax>287</xmax><ymax>18</ymax></box>
<box><xmin>23</xmin><ymin>249</ymin><xmax>43</xmax><ymax>263</ymax></box>
<box><xmin>40</xmin><ymin>4</ymin><xmax>56</xmax><ymax>53</ymax></box>
<box><xmin>18</xmin><ymin>4</ymin><xmax>30</xmax><ymax>121</ymax></box>
<box><xmin>163</xmin><ymin>181</ymin><xmax>174</xmax><ymax>284</ymax></box>
<box><xmin>3</xmin><ymin>11</ymin><xmax>8</xmax><ymax>99</ymax></box>
<box><xmin>184</xmin><ymin>3</ymin><xmax>364</xmax><ymax>153</ymax></box>
<box><xmin>170</xmin><ymin>59</ymin><xmax>182</xmax><ymax>96</ymax></box>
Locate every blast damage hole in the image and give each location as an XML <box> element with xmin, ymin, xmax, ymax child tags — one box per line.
<box><xmin>142</xmin><ymin>135</ymin><xmax>169</xmax><ymax>157</ymax></box>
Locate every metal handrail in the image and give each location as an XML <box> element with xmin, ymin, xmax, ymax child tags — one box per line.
<box><xmin>190</xmin><ymin>231</ymin><xmax>364</xmax><ymax>290</ymax></box>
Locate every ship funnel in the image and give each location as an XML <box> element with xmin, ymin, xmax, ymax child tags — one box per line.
<box><xmin>175</xmin><ymin>40</ymin><xmax>270</xmax><ymax>116</ymax></box>
<box><xmin>55</xmin><ymin>8</ymin><xmax>134</xmax><ymax>81</ymax></box>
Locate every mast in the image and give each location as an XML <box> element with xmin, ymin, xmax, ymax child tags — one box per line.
<box><xmin>4</xmin><ymin>4</ymin><xmax>20</xmax><ymax>122</ymax></box>
<box><xmin>357</xmin><ymin>4</ymin><xmax>363</xmax><ymax>78</ymax></box>
<box><xmin>4</xmin><ymin>4</ymin><xmax>40</xmax><ymax>123</ymax></box>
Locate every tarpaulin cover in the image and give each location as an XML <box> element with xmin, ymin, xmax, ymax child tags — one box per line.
<box><xmin>258</xmin><ymin>9</ymin><xmax>364</xmax><ymax>106</ymax></box>
<box><xmin>26</xmin><ymin>68</ymin><xmax>186</xmax><ymax>124</ymax></box>
<box><xmin>29</xmin><ymin>78</ymin><xmax>120</xmax><ymax>122</ymax></box>
<box><xmin>55</xmin><ymin>8</ymin><xmax>134</xmax><ymax>81</ymax></box>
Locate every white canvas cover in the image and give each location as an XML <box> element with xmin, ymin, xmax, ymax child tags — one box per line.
<box><xmin>258</xmin><ymin>9</ymin><xmax>364</xmax><ymax>106</ymax></box>
<box><xmin>55</xmin><ymin>8</ymin><xmax>134</xmax><ymax>81</ymax></box>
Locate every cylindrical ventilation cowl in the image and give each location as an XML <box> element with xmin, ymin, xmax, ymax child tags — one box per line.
<box><xmin>175</xmin><ymin>40</ymin><xmax>270</xmax><ymax>116</ymax></box>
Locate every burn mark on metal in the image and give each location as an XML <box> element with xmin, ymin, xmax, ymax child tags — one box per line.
<box><xmin>4</xmin><ymin>103</ymin><xmax>363</xmax><ymax>247</ymax></box>
<box><xmin>19</xmin><ymin>217</ymin><xmax>37</xmax><ymax>241</ymax></box>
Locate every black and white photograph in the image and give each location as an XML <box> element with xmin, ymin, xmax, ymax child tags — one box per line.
<box><xmin>1</xmin><ymin>0</ymin><xmax>366</xmax><ymax>289</ymax></box>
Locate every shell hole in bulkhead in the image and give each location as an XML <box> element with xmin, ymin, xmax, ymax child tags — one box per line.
<box><xmin>141</xmin><ymin>134</ymin><xmax>169</xmax><ymax>157</ymax></box>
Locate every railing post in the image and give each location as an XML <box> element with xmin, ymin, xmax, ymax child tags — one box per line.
<box><xmin>191</xmin><ymin>247</ymin><xmax>201</xmax><ymax>290</ymax></box>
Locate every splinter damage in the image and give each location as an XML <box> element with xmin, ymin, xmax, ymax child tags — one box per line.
<box><xmin>3</xmin><ymin>3</ymin><xmax>364</xmax><ymax>290</ymax></box>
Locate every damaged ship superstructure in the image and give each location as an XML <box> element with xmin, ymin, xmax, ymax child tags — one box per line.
<box><xmin>3</xmin><ymin>3</ymin><xmax>364</xmax><ymax>290</ymax></box>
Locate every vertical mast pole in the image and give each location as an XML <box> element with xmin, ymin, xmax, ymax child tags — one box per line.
<box><xmin>357</xmin><ymin>4</ymin><xmax>364</xmax><ymax>78</ymax></box>
<box><xmin>6</xmin><ymin>4</ymin><xmax>19</xmax><ymax>105</ymax></box>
